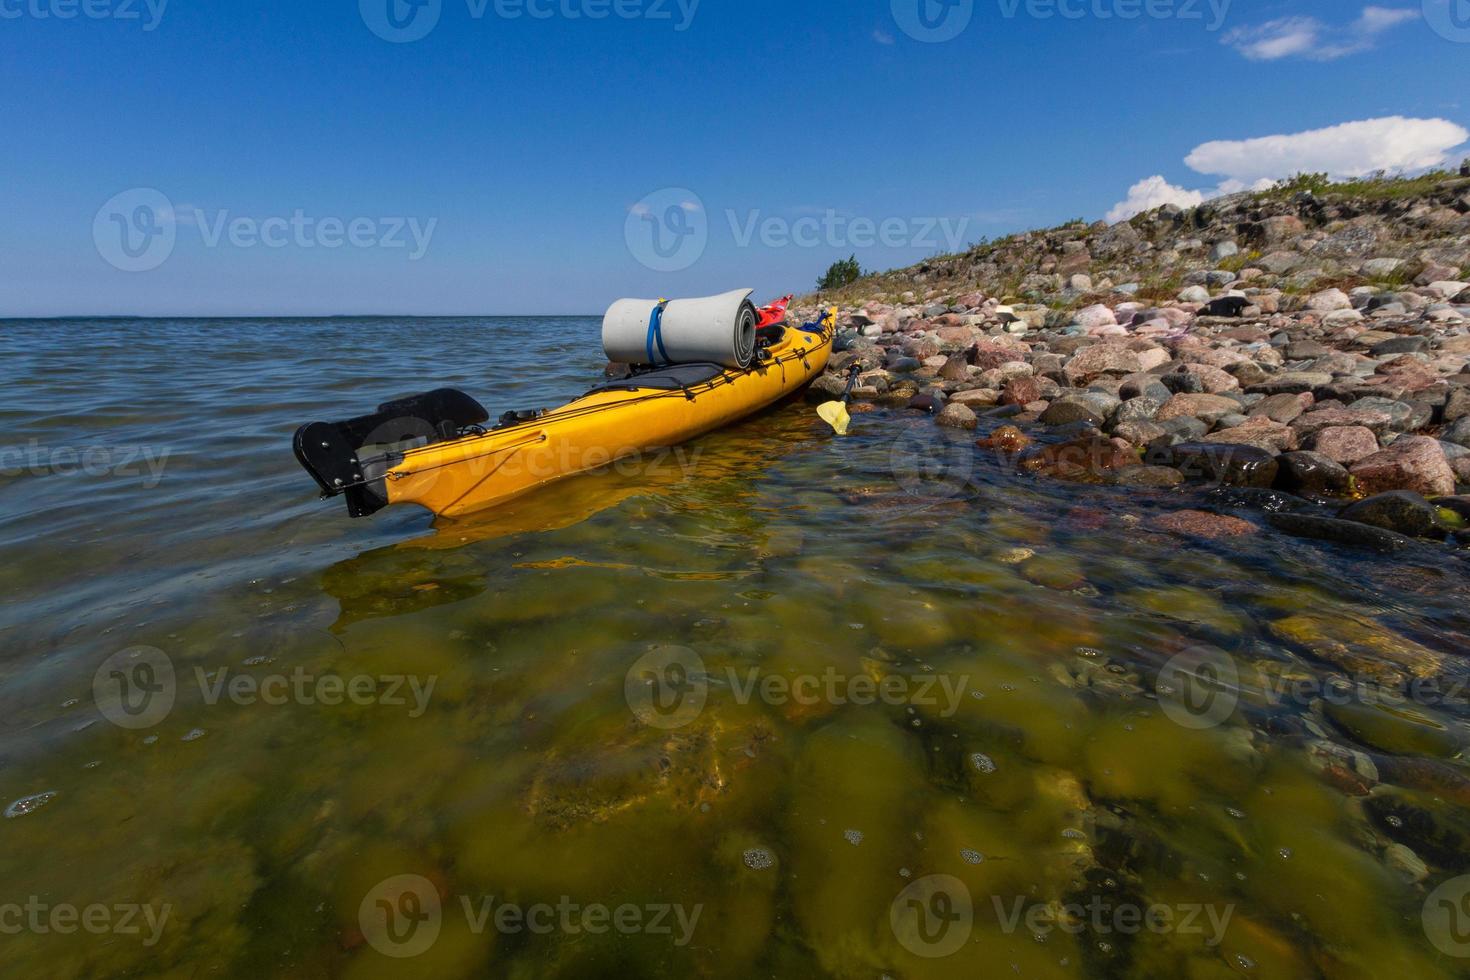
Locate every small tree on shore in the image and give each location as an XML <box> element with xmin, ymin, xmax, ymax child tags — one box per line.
<box><xmin>817</xmin><ymin>255</ymin><xmax>865</xmax><ymax>292</ymax></box>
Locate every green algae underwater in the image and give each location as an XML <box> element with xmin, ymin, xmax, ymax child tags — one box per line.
<box><xmin>3</xmin><ymin>318</ymin><xmax>1470</xmax><ymax>978</ymax></box>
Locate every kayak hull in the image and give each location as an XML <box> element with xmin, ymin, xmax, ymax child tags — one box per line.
<box><xmin>379</xmin><ymin>323</ymin><xmax>832</xmax><ymax>520</ymax></box>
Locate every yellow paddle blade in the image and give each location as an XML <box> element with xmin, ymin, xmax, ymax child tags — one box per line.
<box><xmin>817</xmin><ymin>400</ymin><xmax>851</xmax><ymax>436</ymax></box>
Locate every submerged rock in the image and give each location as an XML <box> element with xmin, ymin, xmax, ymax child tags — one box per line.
<box><xmin>1339</xmin><ymin>491</ymin><xmax>1450</xmax><ymax>539</ymax></box>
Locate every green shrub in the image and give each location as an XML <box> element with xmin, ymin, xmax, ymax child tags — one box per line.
<box><xmin>816</xmin><ymin>255</ymin><xmax>865</xmax><ymax>292</ymax></box>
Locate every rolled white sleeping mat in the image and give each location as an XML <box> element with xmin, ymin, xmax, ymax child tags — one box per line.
<box><xmin>603</xmin><ymin>288</ymin><xmax>758</xmax><ymax>370</ymax></box>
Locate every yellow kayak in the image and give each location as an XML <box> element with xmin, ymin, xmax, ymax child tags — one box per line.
<box><xmin>295</xmin><ymin>313</ymin><xmax>835</xmax><ymax>520</ymax></box>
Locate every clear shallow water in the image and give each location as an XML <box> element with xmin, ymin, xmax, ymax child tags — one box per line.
<box><xmin>1</xmin><ymin>318</ymin><xmax>1469</xmax><ymax>977</ymax></box>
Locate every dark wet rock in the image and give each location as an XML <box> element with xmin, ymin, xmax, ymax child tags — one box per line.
<box><xmin>1376</xmin><ymin>756</ymin><xmax>1470</xmax><ymax>809</ymax></box>
<box><xmin>1264</xmin><ymin>512</ymin><xmax>1414</xmax><ymax>554</ymax></box>
<box><xmin>1208</xmin><ymin>487</ymin><xmax>1316</xmax><ymax>513</ymax></box>
<box><xmin>1339</xmin><ymin>491</ymin><xmax>1449</xmax><ymax>539</ymax></box>
<box><xmin>1151</xmin><ymin>509</ymin><xmax>1257</xmax><ymax>539</ymax></box>
<box><xmin>1364</xmin><ymin>792</ymin><xmax>1470</xmax><ymax>869</ymax></box>
<box><xmin>1164</xmin><ymin>442</ymin><xmax>1280</xmax><ymax>488</ymax></box>
<box><xmin>887</xmin><ymin>355</ymin><xmax>921</xmax><ymax>372</ymax></box>
<box><xmin>1274</xmin><ymin>451</ymin><xmax>1353</xmax><ymax>498</ymax></box>
<box><xmin>907</xmin><ymin>392</ymin><xmax>945</xmax><ymax>414</ymax></box>
<box><xmin>1109</xmin><ymin>465</ymin><xmax>1184</xmax><ymax>487</ymax></box>
<box><xmin>1325</xmin><ymin>699</ymin><xmax>1464</xmax><ymax>758</ymax></box>
<box><xmin>604</xmin><ymin>361</ymin><xmax>634</xmax><ymax>379</ymax></box>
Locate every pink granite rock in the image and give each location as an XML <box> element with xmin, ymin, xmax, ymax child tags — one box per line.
<box><xmin>1349</xmin><ymin>436</ymin><xmax>1457</xmax><ymax>497</ymax></box>
<box><xmin>1310</xmin><ymin>426</ymin><xmax>1381</xmax><ymax>465</ymax></box>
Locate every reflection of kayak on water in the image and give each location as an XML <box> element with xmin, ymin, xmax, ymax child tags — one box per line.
<box><xmin>319</xmin><ymin>411</ymin><xmax>819</xmax><ymax>628</ymax></box>
<box><xmin>294</xmin><ymin>293</ymin><xmax>834</xmax><ymax>521</ymax></box>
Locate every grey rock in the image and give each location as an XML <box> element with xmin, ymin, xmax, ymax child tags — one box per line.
<box><xmin>1443</xmin><ymin>416</ymin><xmax>1470</xmax><ymax>448</ymax></box>
<box><xmin>1371</xmin><ymin>336</ymin><xmax>1429</xmax><ymax>356</ymax></box>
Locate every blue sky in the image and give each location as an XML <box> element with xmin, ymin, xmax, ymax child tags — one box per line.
<box><xmin>1</xmin><ymin>0</ymin><xmax>1466</xmax><ymax>316</ymax></box>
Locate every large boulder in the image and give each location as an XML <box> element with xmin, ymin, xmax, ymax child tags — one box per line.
<box><xmin>1063</xmin><ymin>343</ymin><xmax>1141</xmax><ymax>384</ymax></box>
<box><xmin>1339</xmin><ymin>491</ymin><xmax>1449</xmax><ymax>539</ymax></box>
<box><xmin>1349</xmin><ymin>436</ymin><xmax>1457</xmax><ymax>497</ymax></box>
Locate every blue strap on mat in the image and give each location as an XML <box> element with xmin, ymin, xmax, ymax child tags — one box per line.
<box><xmin>646</xmin><ymin>301</ymin><xmax>671</xmax><ymax>365</ymax></box>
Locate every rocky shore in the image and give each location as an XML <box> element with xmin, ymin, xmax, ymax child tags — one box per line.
<box><xmin>802</xmin><ymin>170</ymin><xmax>1470</xmax><ymax>553</ymax></box>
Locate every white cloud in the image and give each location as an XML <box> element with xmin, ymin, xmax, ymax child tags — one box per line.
<box><xmin>1185</xmin><ymin>116</ymin><xmax>1470</xmax><ymax>182</ymax></box>
<box><xmin>1105</xmin><ymin>176</ymin><xmax>1204</xmax><ymax>224</ymax></box>
<box><xmin>1106</xmin><ymin>115</ymin><xmax>1469</xmax><ymax>223</ymax></box>
<box><xmin>1225</xmin><ymin>5</ymin><xmax>1419</xmax><ymax>61</ymax></box>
